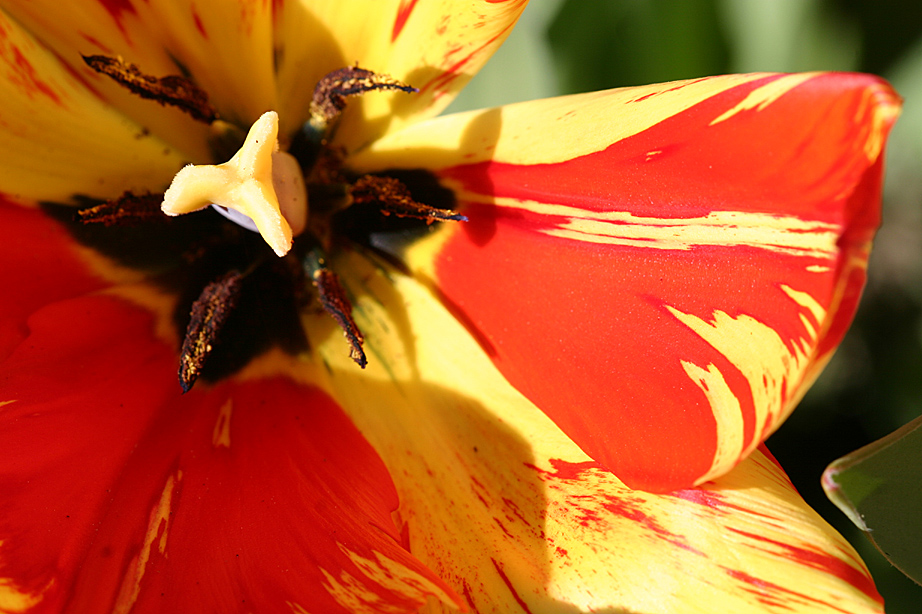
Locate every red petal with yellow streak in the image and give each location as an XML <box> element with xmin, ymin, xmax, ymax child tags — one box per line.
<box><xmin>352</xmin><ymin>72</ymin><xmax>901</xmax><ymax>492</ymax></box>
<box><xmin>0</xmin><ymin>292</ymin><xmax>459</xmax><ymax>613</ymax></box>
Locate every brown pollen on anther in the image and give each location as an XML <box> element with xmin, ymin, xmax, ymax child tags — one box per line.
<box><xmin>311</xmin><ymin>268</ymin><xmax>367</xmax><ymax>368</ymax></box>
<box><xmin>310</xmin><ymin>65</ymin><xmax>416</xmax><ymax>128</ymax></box>
<box><xmin>82</xmin><ymin>54</ymin><xmax>218</xmax><ymax>123</ymax></box>
<box><xmin>76</xmin><ymin>191</ymin><xmax>166</xmax><ymax>226</ymax></box>
<box><xmin>179</xmin><ymin>270</ymin><xmax>243</xmax><ymax>392</ymax></box>
<box><xmin>351</xmin><ymin>175</ymin><xmax>467</xmax><ymax>224</ymax></box>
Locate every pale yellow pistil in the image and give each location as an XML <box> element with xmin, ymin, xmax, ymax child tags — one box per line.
<box><xmin>162</xmin><ymin>111</ymin><xmax>307</xmax><ymax>257</ymax></box>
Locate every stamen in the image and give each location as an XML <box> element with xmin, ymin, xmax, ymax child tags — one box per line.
<box><xmin>303</xmin><ymin>249</ymin><xmax>367</xmax><ymax>368</ymax></box>
<box><xmin>350</xmin><ymin>175</ymin><xmax>467</xmax><ymax>224</ymax></box>
<box><xmin>82</xmin><ymin>55</ymin><xmax>218</xmax><ymax>123</ymax></box>
<box><xmin>309</xmin><ymin>66</ymin><xmax>417</xmax><ymax>134</ymax></box>
<box><xmin>161</xmin><ymin>111</ymin><xmax>308</xmax><ymax>257</ymax></box>
<box><xmin>77</xmin><ymin>191</ymin><xmax>165</xmax><ymax>226</ymax></box>
<box><xmin>179</xmin><ymin>270</ymin><xmax>243</xmax><ymax>393</ymax></box>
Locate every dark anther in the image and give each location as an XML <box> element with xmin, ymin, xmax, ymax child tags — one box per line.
<box><xmin>179</xmin><ymin>270</ymin><xmax>243</xmax><ymax>392</ymax></box>
<box><xmin>76</xmin><ymin>191</ymin><xmax>166</xmax><ymax>227</ymax></box>
<box><xmin>82</xmin><ymin>55</ymin><xmax>218</xmax><ymax>123</ymax></box>
<box><xmin>303</xmin><ymin>249</ymin><xmax>367</xmax><ymax>368</ymax></box>
<box><xmin>350</xmin><ymin>175</ymin><xmax>467</xmax><ymax>224</ymax></box>
<box><xmin>310</xmin><ymin>66</ymin><xmax>417</xmax><ymax>131</ymax></box>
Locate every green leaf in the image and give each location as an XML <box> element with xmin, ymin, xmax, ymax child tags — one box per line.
<box><xmin>824</xmin><ymin>414</ymin><xmax>922</xmax><ymax>585</ymax></box>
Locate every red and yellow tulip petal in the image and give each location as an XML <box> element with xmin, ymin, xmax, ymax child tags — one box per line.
<box><xmin>304</xmin><ymin>251</ymin><xmax>882</xmax><ymax>614</ymax></box>
<box><xmin>349</xmin><ymin>72</ymin><xmax>901</xmax><ymax>492</ymax></box>
<box><xmin>138</xmin><ymin>0</ymin><xmax>278</xmax><ymax>127</ymax></box>
<box><xmin>0</xmin><ymin>292</ymin><xmax>459</xmax><ymax>614</ymax></box>
<box><xmin>276</xmin><ymin>0</ymin><xmax>527</xmax><ymax>149</ymax></box>
<box><xmin>0</xmin><ymin>0</ymin><xmax>214</xmax><ymax>161</ymax></box>
<box><xmin>0</xmin><ymin>199</ymin><xmax>110</xmax><ymax>361</ymax></box>
<box><xmin>0</xmin><ymin>9</ymin><xmax>186</xmax><ymax>201</ymax></box>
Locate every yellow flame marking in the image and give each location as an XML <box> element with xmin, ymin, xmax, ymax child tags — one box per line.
<box><xmin>710</xmin><ymin>73</ymin><xmax>818</xmax><ymax>125</ymax></box>
<box><xmin>858</xmin><ymin>82</ymin><xmax>902</xmax><ymax>161</ymax></box>
<box><xmin>212</xmin><ymin>399</ymin><xmax>233</xmax><ymax>448</ymax></box>
<box><xmin>0</xmin><ymin>577</ymin><xmax>46</xmax><ymax>612</ymax></box>
<box><xmin>456</xmin><ymin>193</ymin><xmax>841</xmax><ymax>256</ymax></box>
<box><xmin>682</xmin><ymin>361</ymin><xmax>744</xmax><ymax>482</ymax></box>
<box><xmin>112</xmin><ymin>471</ymin><xmax>181</xmax><ymax>614</ymax></box>
<box><xmin>799</xmin><ymin>314</ymin><xmax>818</xmax><ymax>340</ymax></box>
<box><xmin>318</xmin><ymin>545</ymin><xmax>456</xmax><ymax>614</ymax></box>
<box><xmin>0</xmin><ymin>400</ymin><xmax>17</xmax><ymax>409</ymax></box>
<box><xmin>287</xmin><ymin>602</ymin><xmax>311</xmax><ymax>614</ymax></box>
<box><xmin>781</xmin><ymin>284</ymin><xmax>827</xmax><ymax>326</ymax></box>
<box><xmin>667</xmin><ymin>305</ymin><xmax>819</xmax><ymax>485</ymax></box>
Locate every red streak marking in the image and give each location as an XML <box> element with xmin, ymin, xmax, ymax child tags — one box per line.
<box><xmin>6</xmin><ymin>45</ymin><xmax>62</xmax><ymax>104</ymax></box>
<box><xmin>60</xmin><ymin>57</ymin><xmax>105</xmax><ymax>100</ymax></box>
<box><xmin>80</xmin><ymin>33</ymin><xmax>113</xmax><ymax>54</ymax></box>
<box><xmin>630</xmin><ymin>78</ymin><xmax>710</xmax><ymax>103</ymax></box>
<box><xmin>501</xmin><ymin>497</ymin><xmax>529</xmax><ymax>525</ymax></box>
<box><xmin>469</xmin><ymin>475</ymin><xmax>489</xmax><ymax>507</ymax></box>
<box><xmin>493</xmin><ymin>517</ymin><xmax>513</xmax><ymax>538</ymax></box>
<box><xmin>419</xmin><ymin>20</ymin><xmax>516</xmax><ymax>96</ymax></box>
<box><xmin>191</xmin><ymin>7</ymin><xmax>208</xmax><ymax>39</ymax></box>
<box><xmin>725</xmin><ymin>569</ymin><xmax>859</xmax><ymax>614</ymax></box>
<box><xmin>671</xmin><ymin>488</ymin><xmax>781</xmax><ymax>521</ymax></box>
<box><xmin>459</xmin><ymin>579</ymin><xmax>478</xmax><ymax>612</ymax></box>
<box><xmin>98</xmin><ymin>0</ymin><xmax>138</xmax><ymax>37</ymax></box>
<box><xmin>728</xmin><ymin>528</ymin><xmax>879</xmax><ymax>600</ymax></box>
<box><xmin>391</xmin><ymin>0</ymin><xmax>419</xmax><ymax>43</ymax></box>
<box><xmin>491</xmin><ymin>559</ymin><xmax>534</xmax><ymax>614</ymax></box>
<box><xmin>601</xmin><ymin>495</ymin><xmax>704</xmax><ymax>556</ymax></box>
<box><xmin>261</xmin><ymin>0</ymin><xmax>281</xmax><ymax>10</ymax></box>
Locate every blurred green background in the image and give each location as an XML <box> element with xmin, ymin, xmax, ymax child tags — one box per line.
<box><xmin>448</xmin><ymin>1</ymin><xmax>922</xmax><ymax>611</ymax></box>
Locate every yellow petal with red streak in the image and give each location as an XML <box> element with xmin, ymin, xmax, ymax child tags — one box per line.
<box><xmin>1</xmin><ymin>0</ymin><xmax>215</xmax><ymax>160</ymax></box>
<box><xmin>0</xmin><ymin>8</ymin><xmax>184</xmax><ymax>202</ymax></box>
<box><xmin>276</xmin><ymin>0</ymin><xmax>528</xmax><ymax>149</ymax></box>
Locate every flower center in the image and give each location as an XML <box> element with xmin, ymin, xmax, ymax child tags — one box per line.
<box><xmin>161</xmin><ymin>111</ymin><xmax>306</xmax><ymax>257</ymax></box>
<box><xmin>70</xmin><ymin>58</ymin><xmax>466</xmax><ymax>392</ymax></box>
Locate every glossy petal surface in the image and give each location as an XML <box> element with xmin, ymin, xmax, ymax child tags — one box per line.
<box><xmin>351</xmin><ymin>72</ymin><xmax>901</xmax><ymax>491</ymax></box>
<box><xmin>304</xmin><ymin>251</ymin><xmax>883</xmax><ymax>614</ymax></box>
<box><xmin>0</xmin><ymin>247</ymin><xmax>458</xmax><ymax>613</ymax></box>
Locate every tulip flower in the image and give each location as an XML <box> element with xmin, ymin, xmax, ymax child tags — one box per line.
<box><xmin>0</xmin><ymin>1</ymin><xmax>900</xmax><ymax>613</ymax></box>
